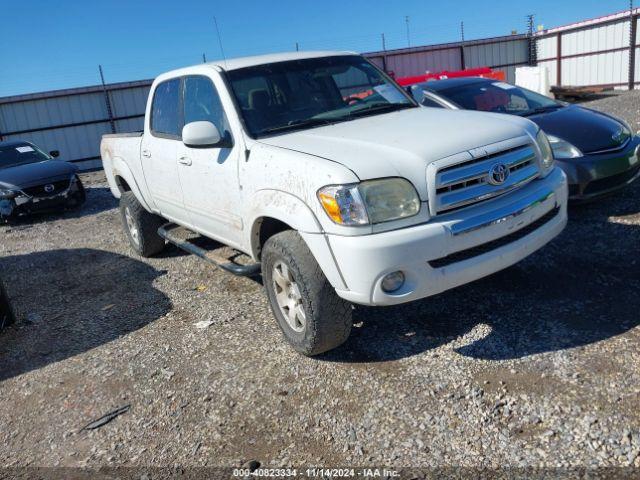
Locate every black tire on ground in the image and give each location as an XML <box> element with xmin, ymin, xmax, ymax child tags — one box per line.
<box><xmin>66</xmin><ymin>175</ymin><xmax>86</xmax><ymax>210</ymax></box>
<box><xmin>119</xmin><ymin>191</ymin><xmax>166</xmax><ymax>257</ymax></box>
<box><xmin>0</xmin><ymin>279</ymin><xmax>15</xmax><ymax>330</ymax></box>
<box><xmin>262</xmin><ymin>230</ymin><xmax>352</xmax><ymax>356</ymax></box>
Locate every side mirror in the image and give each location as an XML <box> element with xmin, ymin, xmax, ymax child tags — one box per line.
<box><xmin>49</xmin><ymin>150</ymin><xmax>60</xmax><ymax>158</ymax></box>
<box><xmin>182</xmin><ymin>121</ymin><xmax>223</xmax><ymax>148</ymax></box>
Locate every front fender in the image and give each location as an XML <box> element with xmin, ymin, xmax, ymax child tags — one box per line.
<box><xmin>247</xmin><ymin>189</ymin><xmax>322</xmax><ymax>246</ymax></box>
<box><xmin>246</xmin><ymin>189</ymin><xmax>347</xmax><ymax>290</ymax></box>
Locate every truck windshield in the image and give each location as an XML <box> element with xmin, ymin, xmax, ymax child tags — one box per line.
<box><xmin>226</xmin><ymin>55</ymin><xmax>415</xmax><ymax>137</ymax></box>
<box><xmin>0</xmin><ymin>143</ymin><xmax>50</xmax><ymax>170</ymax></box>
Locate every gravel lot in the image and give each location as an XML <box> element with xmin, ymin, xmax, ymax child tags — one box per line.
<box><xmin>1</xmin><ymin>91</ymin><xmax>640</xmax><ymax>475</ymax></box>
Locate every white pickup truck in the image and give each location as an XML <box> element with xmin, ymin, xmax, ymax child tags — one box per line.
<box><xmin>101</xmin><ymin>51</ymin><xmax>568</xmax><ymax>355</ymax></box>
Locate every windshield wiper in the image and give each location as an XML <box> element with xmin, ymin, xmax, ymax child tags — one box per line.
<box><xmin>519</xmin><ymin>105</ymin><xmax>563</xmax><ymax>117</ymax></box>
<box><xmin>348</xmin><ymin>102</ymin><xmax>415</xmax><ymax>118</ymax></box>
<box><xmin>257</xmin><ymin>118</ymin><xmax>335</xmax><ymax>135</ymax></box>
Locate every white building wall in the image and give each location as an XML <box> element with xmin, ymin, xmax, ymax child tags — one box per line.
<box><xmin>536</xmin><ymin>12</ymin><xmax>635</xmax><ymax>89</ymax></box>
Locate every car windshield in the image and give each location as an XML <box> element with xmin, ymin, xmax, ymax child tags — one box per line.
<box><xmin>226</xmin><ymin>55</ymin><xmax>416</xmax><ymax>137</ymax></box>
<box><xmin>430</xmin><ymin>81</ymin><xmax>562</xmax><ymax>116</ymax></box>
<box><xmin>0</xmin><ymin>143</ymin><xmax>50</xmax><ymax>170</ymax></box>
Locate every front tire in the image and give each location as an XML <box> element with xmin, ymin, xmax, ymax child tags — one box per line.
<box><xmin>66</xmin><ymin>175</ymin><xmax>86</xmax><ymax>210</ymax></box>
<box><xmin>119</xmin><ymin>191</ymin><xmax>166</xmax><ymax>257</ymax></box>
<box><xmin>262</xmin><ymin>231</ymin><xmax>352</xmax><ymax>356</ymax></box>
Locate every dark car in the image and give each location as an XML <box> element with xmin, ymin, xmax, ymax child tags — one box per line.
<box><xmin>0</xmin><ymin>140</ymin><xmax>85</xmax><ymax>221</ymax></box>
<box><xmin>408</xmin><ymin>78</ymin><xmax>640</xmax><ymax>201</ymax></box>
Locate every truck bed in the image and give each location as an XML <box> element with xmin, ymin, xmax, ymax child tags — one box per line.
<box><xmin>100</xmin><ymin>132</ymin><xmax>145</xmax><ymax>200</ymax></box>
<box><xmin>102</xmin><ymin>132</ymin><xmax>143</xmax><ymax>139</ymax></box>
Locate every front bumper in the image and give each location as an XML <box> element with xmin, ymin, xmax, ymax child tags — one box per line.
<box><xmin>0</xmin><ymin>176</ymin><xmax>84</xmax><ymax>220</ymax></box>
<box><xmin>557</xmin><ymin>136</ymin><xmax>640</xmax><ymax>201</ymax></box>
<box><xmin>327</xmin><ymin>167</ymin><xmax>568</xmax><ymax>306</ymax></box>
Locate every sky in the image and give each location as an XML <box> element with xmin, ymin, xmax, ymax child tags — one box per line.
<box><xmin>0</xmin><ymin>0</ymin><xmax>629</xmax><ymax>97</ymax></box>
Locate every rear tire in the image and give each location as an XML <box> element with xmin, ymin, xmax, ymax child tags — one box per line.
<box><xmin>262</xmin><ymin>230</ymin><xmax>352</xmax><ymax>356</ymax></box>
<box><xmin>119</xmin><ymin>191</ymin><xmax>166</xmax><ymax>257</ymax></box>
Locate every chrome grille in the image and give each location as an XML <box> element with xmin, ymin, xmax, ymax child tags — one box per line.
<box><xmin>433</xmin><ymin>145</ymin><xmax>539</xmax><ymax>214</ymax></box>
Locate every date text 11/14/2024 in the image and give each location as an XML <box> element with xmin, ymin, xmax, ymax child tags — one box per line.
<box><xmin>232</xmin><ymin>467</ymin><xmax>400</xmax><ymax>478</ymax></box>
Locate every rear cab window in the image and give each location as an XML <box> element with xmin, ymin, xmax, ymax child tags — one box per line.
<box><xmin>151</xmin><ymin>78</ymin><xmax>183</xmax><ymax>139</ymax></box>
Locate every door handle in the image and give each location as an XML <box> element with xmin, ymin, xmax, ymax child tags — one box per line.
<box><xmin>178</xmin><ymin>156</ymin><xmax>192</xmax><ymax>166</ymax></box>
<box><xmin>142</xmin><ymin>149</ymin><xmax>151</xmax><ymax>158</ymax></box>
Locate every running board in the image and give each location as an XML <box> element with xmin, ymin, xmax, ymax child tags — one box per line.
<box><xmin>158</xmin><ymin>223</ymin><xmax>261</xmax><ymax>277</ymax></box>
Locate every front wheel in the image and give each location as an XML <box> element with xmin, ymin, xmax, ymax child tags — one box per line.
<box><xmin>119</xmin><ymin>191</ymin><xmax>166</xmax><ymax>257</ymax></box>
<box><xmin>262</xmin><ymin>231</ymin><xmax>352</xmax><ymax>356</ymax></box>
<box><xmin>66</xmin><ymin>175</ymin><xmax>86</xmax><ymax>209</ymax></box>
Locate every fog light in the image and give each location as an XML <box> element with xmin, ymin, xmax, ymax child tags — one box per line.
<box><xmin>381</xmin><ymin>271</ymin><xmax>405</xmax><ymax>293</ymax></box>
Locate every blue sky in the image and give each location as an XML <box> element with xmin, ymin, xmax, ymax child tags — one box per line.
<box><xmin>0</xmin><ymin>0</ymin><xmax>628</xmax><ymax>97</ymax></box>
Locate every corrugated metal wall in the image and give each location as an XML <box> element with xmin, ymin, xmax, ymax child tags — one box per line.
<box><xmin>1</xmin><ymin>8</ymin><xmax>636</xmax><ymax>173</ymax></box>
<box><xmin>0</xmin><ymin>81</ymin><xmax>151</xmax><ymax>171</ymax></box>
<box><xmin>536</xmin><ymin>9</ymin><xmax>638</xmax><ymax>89</ymax></box>
<box><xmin>365</xmin><ymin>35</ymin><xmax>528</xmax><ymax>83</ymax></box>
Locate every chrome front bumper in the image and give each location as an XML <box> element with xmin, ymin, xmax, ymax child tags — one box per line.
<box><xmin>329</xmin><ymin>167</ymin><xmax>568</xmax><ymax>306</ymax></box>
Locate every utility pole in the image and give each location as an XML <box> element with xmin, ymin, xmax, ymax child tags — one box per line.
<box><xmin>98</xmin><ymin>65</ymin><xmax>116</xmax><ymax>134</ymax></box>
<box><xmin>526</xmin><ymin>14</ymin><xmax>537</xmax><ymax>66</ymax></box>
<box><xmin>629</xmin><ymin>0</ymin><xmax>636</xmax><ymax>90</ymax></box>
<box><xmin>405</xmin><ymin>16</ymin><xmax>411</xmax><ymax>47</ymax></box>
<box><xmin>460</xmin><ymin>21</ymin><xmax>466</xmax><ymax>70</ymax></box>
<box><xmin>381</xmin><ymin>33</ymin><xmax>387</xmax><ymax>72</ymax></box>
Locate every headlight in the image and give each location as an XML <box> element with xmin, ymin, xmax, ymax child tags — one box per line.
<box><xmin>0</xmin><ymin>188</ymin><xmax>18</xmax><ymax>199</ymax></box>
<box><xmin>617</xmin><ymin>118</ymin><xmax>633</xmax><ymax>137</ymax></box>
<box><xmin>535</xmin><ymin>130</ymin><xmax>555</xmax><ymax>171</ymax></box>
<box><xmin>547</xmin><ymin>134</ymin><xmax>583</xmax><ymax>159</ymax></box>
<box><xmin>318</xmin><ymin>178</ymin><xmax>421</xmax><ymax>225</ymax></box>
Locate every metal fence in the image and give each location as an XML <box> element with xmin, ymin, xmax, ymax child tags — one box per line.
<box><xmin>0</xmin><ymin>80</ymin><xmax>151</xmax><ymax>171</ymax></box>
<box><xmin>0</xmin><ymin>7</ymin><xmax>637</xmax><ymax>172</ymax></box>
<box><xmin>365</xmin><ymin>34</ymin><xmax>530</xmax><ymax>84</ymax></box>
<box><xmin>536</xmin><ymin>8</ymin><xmax>639</xmax><ymax>90</ymax></box>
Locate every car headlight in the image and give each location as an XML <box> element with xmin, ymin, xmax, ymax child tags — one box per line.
<box><xmin>623</xmin><ymin>122</ymin><xmax>632</xmax><ymax>136</ymax></box>
<box><xmin>535</xmin><ymin>130</ymin><xmax>555</xmax><ymax>172</ymax></box>
<box><xmin>547</xmin><ymin>134</ymin><xmax>583</xmax><ymax>159</ymax></box>
<box><xmin>318</xmin><ymin>178</ymin><xmax>421</xmax><ymax>225</ymax></box>
<box><xmin>0</xmin><ymin>188</ymin><xmax>18</xmax><ymax>199</ymax></box>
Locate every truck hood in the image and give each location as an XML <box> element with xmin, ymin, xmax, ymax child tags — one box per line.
<box><xmin>0</xmin><ymin>160</ymin><xmax>77</xmax><ymax>189</ymax></box>
<box><xmin>257</xmin><ymin>107</ymin><xmax>537</xmax><ymax>199</ymax></box>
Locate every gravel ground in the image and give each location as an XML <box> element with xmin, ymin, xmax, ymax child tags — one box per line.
<box><xmin>1</xmin><ymin>92</ymin><xmax>640</xmax><ymax>476</ymax></box>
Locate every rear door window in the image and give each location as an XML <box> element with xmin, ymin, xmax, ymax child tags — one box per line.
<box><xmin>151</xmin><ymin>78</ymin><xmax>182</xmax><ymax>138</ymax></box>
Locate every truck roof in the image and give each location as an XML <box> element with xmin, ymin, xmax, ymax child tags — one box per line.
<box><xmin>154</xmin><ymin>51</ymin><xmax>360</xmax><ymax>84</ymax></box>
<box><xmin>207</xmin><ymin>51</ymin><xmax>357</xmax><ymax>71</ymax></box>
<box><xmin>209</xmin><ymin>51</ymin><xmax>357</xmax><ymax>71</ymax></box>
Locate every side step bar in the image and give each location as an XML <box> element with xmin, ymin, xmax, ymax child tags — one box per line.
<box><xmin>158</xmin><ymin>223</ymin><xmax>261</xmax><ymax>277</ymax></box>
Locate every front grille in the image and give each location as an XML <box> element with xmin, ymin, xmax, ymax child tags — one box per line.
<box><xmin>428</xmin><ymin>207</ymin><xmax>560</xmax><ymax>269</ymax></box>
<box><xmin>583</xmin><ymin>164</ymin><xmax>640</xmax><ymax>195</ymax></box>
<box><xmin>433</xmin><ymin>145</ymin><xmax>540</xmax><ymax>214</ymax></box>
<box><xmin>22</xmin><ymin>179</ymin><xmax>71</xmax><ymax>198</ymax></box>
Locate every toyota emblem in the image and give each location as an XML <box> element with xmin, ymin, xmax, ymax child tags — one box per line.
<box><xmin>488</xmin><ymin>163</ymin><xmax>510</xmax><ymax>186</ymax></box>
<box><xmin>44</xmin><ymin>184</ymin><xmax>55</xmax><ymax>193</ymax></box>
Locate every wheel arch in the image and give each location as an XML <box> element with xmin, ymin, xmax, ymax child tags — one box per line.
<box><xmin>247</xmin><ymin>189</ymin><xmax>322</xmax><ymax>260</ymax></box>
<box><xmin>110</xmin><ymin>157</ymin><xmax>154</xmax><ymax>212</ymax></box>
<box><xmin>247</xmin><ymin>190</ymin><xmax>347</xmax><ymax>291</ymax></box>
